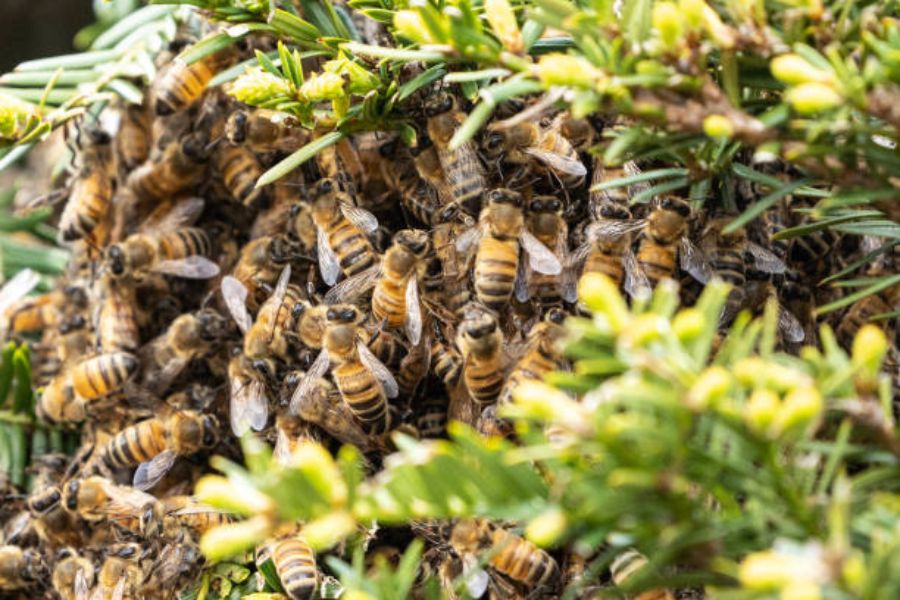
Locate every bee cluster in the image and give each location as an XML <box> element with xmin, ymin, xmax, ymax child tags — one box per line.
<box><xmin>0</xmin><ymin>17</ymin><xmax>897</xmax><ymax>600</ymax></box>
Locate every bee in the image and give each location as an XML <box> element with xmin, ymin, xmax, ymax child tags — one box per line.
<box><xmin>378</xmin><ymin>138</ymin><xmax>443</xmax><ymax>227</ymax></box>
<box><xmin>228</xmin><ymin>352</ymin><xmax>271</xmax><ymax>437</ymax></box>
<box><xmin>141</xmin><ymin>495</ymin><xmax>231</xmax><ymax>539</ymax></box>
<box><xmin>0</xmin><ymin>545</ymin><xmax>44</xmax><ymax>591</ymax></box>
<box><xmin>430</xmin><ymin>321</ymin><xmax>462</xmax><ymax>390</ymax></box>
<box><xmin>397</xmin><ymin>331</ymin><xmax>431</xmax><ymax>399</ymax></box>
<box><xmin>213</xmin><ymin>143</ymin><xmax>266</xmax><ymax>207</ymax></box>
<box><xmin>152</xmin><ymin>51</ymin><xmax>229</xmax><ymax>116</ymax></box>
<box><xmin>69</xmin><ymin>351</ymin><xmax>140</xmax><ymax>402</ymax></box>
<box><xmin>61</xmin><ymin>476</ymin><xmax>156</xmax><ymax>525</ymax></box>
<box><xmin>310</xmin><ymin>178</ymin><xmax>379</xmax><ymax>286</ymax></box>
<box><xmin>836</xmin><ymin>293</ymin><xmax>896</xmax><ymax>349</ymax></box>
<box><xmin>114</xmin><ymin>103</ymin><xmax>151</xmax><ymax>176</ymax></box>
<box><xmin>499</xmin><ymin>308</ymin><xmax>567</xmax><ymax>406</ymax></box>
<box><xmin>266</xmin><ymin>531</ymin><xmax>319</xmax><ymax>600</ymax></box>
<box><xmin>522</xmin><ymin>195</ymin><xmax>573</xmax><ymax>305</ymax></box>
<box><xmin>570</xmin><ymin>202</ymin><xmax>644</xmax><ymax>293</ymax></box>
<box><xmin>554</xmin><ymin>112</ymin><xmax>596</xmax><ymax>151</ymax></box>
<box><xmin>98</xmin><ymin>410</ymin><xmax>219</xmax><ymax>491</ymax></box>
<box><xmin>430</xmin><ymin>218</ymin><xmax>473</xmax><ymax>317</ymax></box>
<box><xmin>93</xmin><ymin>543</ymin><xmax>146</xmax><ymax>600</ymax></box>
<box><xmin>455</xmin><ymin>189</ymin><xmax>562</xmax><ymax>312</ymax></box>
<box><xmin>450</xmin><ymin>518</ymin><xmax>560</xmax><ymax>594</ymax></box>
<box><xmin>51</xmin><ymin>548</ymin><xmax>95</xmax><ymax>600</ymax></box>
<box><xmin>589</xmin><ymin>160</ymin><xmax>644</xmax><ymax>210</ymax></box>
<box><xmin>424</xmin><ymin>93</ymin><xmax>487</xmax><ymax>217</ymax></box>
<box><xmin>58</xmin><ymin>122</ymin><xmax>114</xmax><ymax>243</ymax></box>
<box><xmin>230</xmin><ymin>235</ymin><xmax>298</xmax><ymax>308</ymax></box>
<box><xmin>106</xmin><ymin>227</ymin><xmax>220</xmax><ymax>281</ymax></box>
<box><xmin>139</xmin><ymin>308</ymin><xmax>229</xmax><ymax>394</ymax></box>
<box><xmin>126</xmin><ymin>133</ymin><xmax>209</xmax><ymax>202</ymax></box>
<box><xmin>27</xmin><ymin>485</ymin><xmax>84</xmax><ymax>548</ymax></box>
<box><xmin>610</xmin><ymin>549</ymin><xmax>674</xmax><ymax>600</ymax></box>
<box><xmin>225</xmin><ymin>108</ymin><xmax>310</xmax><ymax>153</ymax></box>
<box><xmin>481</xmin><ymin>118</ymin><xmax>587</xmax><ymax>187</ymax></box>
<box><xmin>293</xmin><ymin>309</ymin><xmax>399</xmax><ymax>436</ymax></box>
<box><xmin>286</xmin><ymin>369</ymin><xmax>373</xmax><ymax>451</ymax></box>
<box><xmin>457</xmin><ymin>303</ymin><xmax>505</xmax><ymax>406</ymax></box>
<box><xmin>95</xmin><ymin>276</ymin><xmax>140</xmax><ymax>353</ymax></box>
<box><xmin>478</xmin><ymin>403</ymin><xmax>515</xmax><ymax>440</ymax></box>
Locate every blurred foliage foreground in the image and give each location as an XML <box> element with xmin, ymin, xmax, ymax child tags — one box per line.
<box><xmin>195</xmin><ymin>275</ymin><xmax>899</xmax><ymax>600</ymax></box>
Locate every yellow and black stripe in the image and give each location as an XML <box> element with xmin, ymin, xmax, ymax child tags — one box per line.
<box><xmin>333</xmin><ymin>363</ymin><xmax>389</xmax><ymax>435</ymax></box>
<box><xmin>101</xmin><ymin>418</ymin><xmax>167</xmax><ymax>469</ymax></box>
<box><xmin>71</xmin><ymin>352</ymin><xmax>138</xmax><ymax>400</ymax></box>
<box><xmin>474</xmin><ymin>236</ymin><xmax>519</xmax><ymax>311</ymax></box>
<box><xmin>272</xmin><ymin>534</ymin><xmax>319</xmax><ymax>600</ymax></box>
<box><xmin>158</xmin><ymin>227</ymin><xmax>212</xmax><ymax>260</ymax></box>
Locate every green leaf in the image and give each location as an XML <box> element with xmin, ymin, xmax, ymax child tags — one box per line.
<box><xmin>15</xmin><ymin>50</ymin><xmax>122</xmax><ymax>72</ymax></box>
<box><xmin>177</xmin><ymin>26</ymin><xmax>270</xmax><ymax>66</ymax></box>
<box><xmin>340</xmin><ymin>43</ymin><xmax>445</xmax><ymax>62</ymax></box>
<box><xmin>11</xmin><ymin>347</ymin><xmax>32</xmax><ymax>416</ymax></box>
<box><xmin>396</xmin><ymin>64</ymin><xmax>447</xmax><ymax>102</ymax></box>
<box><xmin>8</xmin><ymin>423</ymin><xmax>25</xmax><ymax>487</ymax></box>
<box><xmin>91</xmin><ymin>5</ymin><xmax>176</xmax><ymax>50</ymax></box>
<box><xmin>630</xmin><ymin>177</ymin><xmax>691</xmax><ymax>205</ymax></box>
<box><xmin>256</xmin><ymin>50</ymin><xmax>282</xmax><ymax>78</ymax></box>
<box><xmin>269</xmin><ymin>9</ymin><xmax>321</xmax><ymax>43</ymax></box>
<box><xmin>0</xmin><ymin>343</ymin><xmax>16</xmax><ymax>409</ymax></box>
<box><xmin>298</xmin><ymin>0</ymin><xmax>349</xmax><ymax>39</ymax></box>
<box><xmin>621</xmin><ymin>0</ymin><xmax>653</xmax><ymax>45</ymax></box>
<box><xmin>724</xmin><ymin>178</ymin><xmax>812</xmax><ymax>233</ymax></box>
<box><xmin>590</xmin><ymin>167</ymin><xmax>689</xmax><ymax>192</ymax></box>
<box><xmin>0</xmin><ymin>70</ymin><xmax>98</xmax><ymax>87</ymax></box>
<box><xmin>257</xmin><ymin>557</ymin><xmax>285</xmax><ymax>594</ymax></box>
<box><xmin>444</xmin><ymin>68</ymin><xmax>511</xmax><ymax>83</ymax></box>
<box><xmin>816</xmin><ymin>273</ymin><xmax>900</xmax><ymax>315</ymax></box>
<box><xmin>256</xmin><ymin>132</ymin><xmax>344</xmax><ymax>188</ymax></box>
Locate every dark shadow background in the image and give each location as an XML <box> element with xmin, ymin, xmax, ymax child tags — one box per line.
<box><xmin>0</xmin><ymin>0</ymin><xmax>94</xmax><ymax>71</ymax></box>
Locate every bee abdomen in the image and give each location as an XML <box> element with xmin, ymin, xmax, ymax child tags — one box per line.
<box><xmin>71</xmin><ymin>352</ymin><xmax>139</xmax><ymax>400</ymax></box>
<box><xmin>158</xmin><ymin>227</ymin><xmax>212</xmax><ymax>260</ymax></box>
<box><xmin>103</xmin><ymin>419</ymin><xmax>167</xmax><ymax>468</ymax></box>
<box><xmin>272</xmin><ymin>536</ymin><xmax>318</xmax><ymax>600</ymax></box>
<box><xmin>464</xmin><ymin>362</ymin><xmax>505</xmax><ymax>405</ymax></box>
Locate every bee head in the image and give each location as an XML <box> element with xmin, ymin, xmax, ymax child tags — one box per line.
<box><xmin>326</xmin><ymin>305</ymin><xmax>361</xmax><ymax>324</ymax></box>
<box><xmin>251</xmin><ymin>359</ymin><xmax>276</xmax><ymax>379</ymax></box>
<box><xmin>486</xmin><ymin>188</ymin><xmax>521</xmax><ymax>208</ymax></box>
<box><xmin>424</xmin><ymin>93</ymin><xmax>455</xmax><ymax>118</ymax></box>
<box><xmin>63</xmin><ymin>480</ymin><xmax>80</xmax><ymax>511</ymax></box>
<box><xmin>107</xmin><ymin>245</ymin><xmax>126</xmax><ymax>276</ymax></box>
<box><xmin>598</xmin><ymin>202</ymin><xmax>631</xmax><ymax>220</ymax></box>
<box><xmin>660</xmin><ymin>196</ymin><xmax>690</xmax><ymax>218</ymax></box>
<box><xmin>394</xmin><ymin>229</ymin><xmax>431</xmax><ymax>258</ymax></box>
<box><xmin>545</xmin><ymin>307</ymin><xmax>567</xmax><ymax>325</ymax></box>
<box><xmin>226</xmin><ymin>110</ymin><xmax>248</xmax><ymax>144</ymax></box>
<box><xmin>201</xmin><ymin>415</ymin><xmax>219</xmax><ymax>447</ymax></box>
<box><xmin>482</xmin><ymin>130</ymin><xmax>507</xmax><ymax>157</ymax></box>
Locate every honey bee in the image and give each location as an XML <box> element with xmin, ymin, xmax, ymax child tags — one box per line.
<box><xmin>126</xmin><ymin>133</ymin><xmax>209</xmax><ymax>202</ymax></box>
<box><xmin>27</xmin><ymin>485</ymin><xmax>84</xmax><ymax>548</ymax></box>
<box><xmin>95</xmin><ymin>276</ymin><xmax>140</xmax><ymax>353</ymax></box>
<box><xmin>589</xmin><ymin>160</ymin><xmax>644</xmax><ymax>209</ymax></box>
<box><xmin>69</xmin><ymin>352</ymin><xmax>140</xmax><ymax>402</ymax></box>
<box><xmin>265</xmin><ymin>531</ymin><xmax>319</xmax><ymax>600</ymax></box>
<box><xmin>610</xmin><ymin>549</ymin><xmax>674</xmax><ymax>600</ymax></box>
<box><xmin>141</xmin><ymin>494</ymin><xmax>232</xmax><ymax>540</ymax></box>
<box><xmin>61</xmin><ymin>476</ymin><xmax>155</xmax><ymax>527</ymax></box>
<box><xmin>0</xmin><ymin>545</ymin><xmax>44</xmax><ymax>591</ymax></box>
<box><xmin>114</xmin><ymin>104</ymin><xmax>151</xmax><ymax>176</ymax></box>
<box><xmin>836</xmin><ymin>293</ymin><xmax>897</xmax><ymax>349</ymax></box>
<box><xmin>449</xmin><ymin>518</ymin><xmax>560</xmax><ymax>594</ymax></box>
<box><xmin>429</xmin><ymin>218</ymin><xmax>474</xmax><ymax>317</ymax></box>
<box><xmin>229</xmin><ymin>235</ymin><xmax>298</xmax><ymax>308</ymax></box>
<box><xmin>324</xmin><ymin>229</ymin><xmax>431</xmax><ymax>346</ymax></box>
<box><xmin>106</xmin><ymin>227</ymin><xmax>220</xmax><ymax>281</ymax></box>
<box><xmin>293</xmin><ymin>310</ymin><xmax>399</xmax><ymax>436</ymax></box>
<box><xmin>286</xmin><ymin>369</ymin><xmax>372</xmax><ymax>451</ymax></box>
<box><xmin>417</xmin><ymin>396</ymin><xmax>449</xmax><ymax>439</ymax></box>
<box><xmin>424</xmin><ymin>93</ymin><xmax>487</xmax><ymax>217</ymax></box>
<box><xmin>499</xmin><ymin>308</ymin><xmax>566</xmax><ymax>406</ymax></box>
<box><xmin>213</xmin><ymin>143</ymin><xmax>266</xmax><ymax>207</ymax></box>
<box><xmin>456</xmin><ymin>303</ymin><xmax>505</xmax><ymax>407</ymax></box>
<box><xmin>98</xmin><ymin>410</ymin><xmax>218</xmax><ymax>491</ymax></box>
<box><xmin>0</xmin><ymin>268</ymin><xmax>43</xmax><ymax>336</ymax></box>
<box><xmin>569</xmin><ymin>202</ymin><xmax>644</xmax><ymax>293</ymax></box>
<box><xmin>152</xmin><ymin>51</ymin><xmax>230</xmax><ymax>116</ymax></box>
<box><xmin>310</xmin><ymin>178</ymin><xmax>379</xmax><ymax>286</ymax></box>
<box><xmin>58</xmin><ymin>122</ymin><xmax>114</xmax><ymax>244</ymax></box>
<box><xmin>522</xmin><ymin>196</ymin><xmax>573</xmax><ymax>305</ymax></box>
<box><xmin>51</xmin><ymin>548</ymin><xmax>95</xmax><ymax>600</ymax></box>
<box><xmin>481</xmin><ymin>118</ymin><xmax>587</xmax><ymax>187</ymax></box>
<box><xmin>225</xmin><ymin>108</ymin><xmax>310</xmax><ymax>153</ymax></box>
<box><xmin>455</xmin><ymin>189</ymin><xmax>562</xmax><ymax>312</ymax></box>
<box><xmin>430</xmin><ymin>321</ymin><xmax>462</xmax><ymax>390</ymax></box>
<box><xmin>378</xmin><ymin>138</ymin><xmax>444</xmax><ymax>227</ymax></box>
<box><xmin>92</xmin><ymin>542</ymin><xmax>146</xmax><ymax>600</ymax></box>
<box><xmin>228</xmin><ymin>352</ymin><xmax>271</xmax><ymax>437</ymax></box>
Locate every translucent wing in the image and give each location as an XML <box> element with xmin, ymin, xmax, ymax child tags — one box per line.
<box><xmin>74</xmin><ymin>567</ymin><xmax>91</xmax><ymax>600</ymax></box>
<box><xmin>265</xmin><ymin>265</ymin><xmax>292</xmax><ymax>338</ymax></box>
<box><xmin>102</xmin><ymin>483</ymin><xmax>157</xmax><ymax>517</ymax></box>
<box><xmin>139</xmin><ymin>196</ymin><xmax>205</xmax><ymax>234</ymax></box>
<box><xmin>522</xmin><ymin>147</ymin><xmax>588</xmax><ymax>178</ymax></box>
<box><xmin>358</xmin><ymin>341</ymin><xmax>399</xmax><ymax>398</ymax></box>
<box><xmin>461</xmin><ymin>555</ymin><xmax>490</xmax><ymax>599</ymax></box>
<box><xmin>521</xmin><ymin>230</ymin><xmax>562</xmax><ymax>275</ymax></box>
<box><xmin>0</xmin><ymin>268</ymin><xmax>40</xmax><ymax>315</ymax></box>
<box><xmin>340</xmin><ymin>202</ymin><xmax>379</xmax><ymax>233</ymax></box>
<box><xmin>221</xmin><ymin>276</ymin><xmax>252</xmax><ymax>333</ymax></box>
<box><xmin>317</xmin><ymin>227</ymin><xmax>341</xmax><ymax>286</ymax></box>
<box><xmin>622</xmin><ymin>248</ymin><xmax>650</xmax><ymax>299</ymax></box>
<box><xmin>455</xmin><ymin>226</ymin><xmax>483</xmax><ymax>255</ymax></box>
<box><xmin>290</xmin><ymin>350</ymin><xmax>331</xmax><ymax>415</ymax></box>
<box><xmin>405</xmin><ymin>273</ymin><xmax>422</xmax><ymax>346</ymax></box>
<box><xmin>133</xmin><ymin>449</ymin><xmax>178</xmax><ymax>491</ymax></box>
<box><xmin>154</xmin><ymin>356</ymin><xmax>190</xmax><ymax>396</ymax></box>
<box><xmin>680</xmin><ymin>238</ymin><xmax>714</xmax><ymax>284</ymax></box>
<box><xmin>778</xmin><ymin>305</ymin><xmax>806</xmax><ymax>343</ymax></box>
<box><xmin>111</xmin><ymin>577</ymin><xmax>127</xmax><ymax>600</ymax></box>
<box><xmin>748</xmin><ymin>242</ymin><xmax>787</xmax><ymax>274</ymax></box>
<box><xmin>585</xmin><ymin>218</ymin><xmax>645</xmax><ymax>241</ymax></box>
<box><xmin>323</xmin><ymin>264</ymin><xmax>380</xmax><ymax>304</ymax></box>
<box><xmin>273</xmin><ymin>427</ymin><xmax>293</xmax><ymax>467</ymax></box>
<box><xmin>154</xmin><ymin>256</ymin><xmax>221</xmax><ymax>279</ymax></box>
<box><xmin>515</xmin><ymin>252</ymin><xmax>531</xmax><ymax>303</ymax></box>
<box><xmin>230</xmin><ymin>375</ymin><xmax>269</xmax><ymax>437</ymax></box>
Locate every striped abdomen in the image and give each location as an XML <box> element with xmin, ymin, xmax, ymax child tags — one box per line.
<box><xmin>154</xmin><ymin>59</ymin><xmax>215</xmax><ymax>116</ymax></box>
<box><xmin>372</xmin><ymin>266</ymin><xmax>410</xmax><ymax>329</ymax></box>
<box><xmin>474</xmin><ymin>235</ymin><xmax>519</xmax><ymax>310</ymax></box>
<box><xmin>417</xmin><ymin>398</ymin><xmax>448</xmax><ymax>438</ymax></box>
<box><xmin>437</xmin><ymin>143</ymin><xmax>485</xmax><ymax>216</ymax></box>
<box><xmin>636</xmin><ymin>239</ymin><xmax>677</xmax><ymax>286</ymax></box>
<box><xmin>272</xmin><ymin>535</ymin><xmax>319</xmax><ymax>600</ymax></box>
<box><xmin>71</xmin><ymin>352</ymin><xmax>139</xmax><ymax>400</ymax></box>
<box><xmin>101</xmin><ymin>418</ymin><xmax>167</xmax><ymax>468</ymax></box>
<box><xmin>364</xmin><ymin>327</ymin><xmax>405</xmax><ymax>370</ymax></box>
<box><xmin>215</xmin><ymin>145</ymin><xmax>263</xmax><ymax>206</ymax></box>
<box><xmin>491</xmin><ymin>527</ymin><xmax>559</xmax><ymax>588</ymax></box>
<box><xmin>333</xmin><ymin>362</ymin><xmax>389</xmax><ymax>435</ymax></box>
<box><xmin>60</xmin><ymin>170</ymin><xmax>112</xmax><ymax>241</ymax></box>
<box><xmin>325</xmin><ymin>216</ymin><xmax>376</xmax><ymax>277</ymax></box>
<box><xmin>463</xmin><ymin>352</ymin><xmax>504</xmax><ymax>406</ymax></box>
<box><xmin>500</xmin><ymin>344</ymin><xmax>558</xmax><ymax>405</ymax></box>
<box><xmin>98</xmin><ymin>289</ymin><xmax>139</xmax><ymax>352</ymax></box>
<box><xmin>158</xmin><ymin>228</ymin><xmax>212</xmax><ymax>260</ymax></box>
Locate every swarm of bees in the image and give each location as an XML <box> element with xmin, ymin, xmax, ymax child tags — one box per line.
<box><xmin>0</xmin><ymin>13</ymin><xmax>896</xmax><ymax>600</ymax></box>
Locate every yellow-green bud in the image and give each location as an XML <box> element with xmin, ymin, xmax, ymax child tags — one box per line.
<box><xmin>290</xmin><ymin>441</ymin><xmax>348</xmax><ymax>506</ymax></box>
<box><xmin>577</xmin><ymin>272</ymin><xmax>630</xmax><ymax>332</ymax></box>
<box><xmin>772</xmin><ymin>385</ymin><xmax>823</xmax><ymax>437</ymax></box>
<box><xmin>851</xmin><ymin>324</ymin><xmax>887</xmax><ymax>374</ymax></box>
<box><xmin>739</xmin><ymin>550</ymin><xmax>794</xmax><ymax>590</ymax></box>
<box><xmin>199</xmin><ymin>516</ymin><xmax>272</xmax><ymax>562</ymax></box>
<box><xmin>485</xmin><ymin>0</ymin><xmax>523</xmax><ymax>54</ymax></box>
<box><xmin>672</xmin><ymin>308</ymin><xmax>705</xmax><ymax>341</ymax></box>
<box><xmin>686</xmin><ymin>366</ymin><xmax>733</xmax><ymax>411</ymax></box>
<box><xmin>679</xmin><ymin>0</ymin><xmax>705</xmax><ymax>29</ymax></box>
<box><xmin>771</xmin><ymin>54</ymin><xmax>835</xmax><ymax>86</ymax></box>
<box><xmin>344</xmin><ymin>592</ymin><xmax>376</xmax><ymax>600</ymax></box>
<box><xmin>507</xmin><ymin>381</ymin><xmax>589</xmax><ymax>434</ymax></box>
<box><xmin>301</xmin><ymin>510</ymin><xmax>356</xmax><ymax>551</ymax></box>
<box><xmin>701</xmin><ymin>5</ymin><xmax>736</xmax><ymax>49</ymax></box>
<box><xmin>653</xmin><ymin>2</ymin><xmax>684</xmax><ymax>51</ymax></box>
<box><xmin>620</xmin><ymin>314</ymin><xmax>668</xmax><ymax>349</ymax></box>
<box><xmin>783</xmin><ymin>580</ymin><xmax>823</xmax><ymax>600</ymax></box>
<box><xmin>745</xmin><ymin>388</ymin><xmax>781</xmax><ymax>435</ymax></box>
<box><xmin>195</xmin><ymin>475</ymin><xmax>274</xmax><ymax>516</ymax></box>
<box><xmin>786</xmin><ymin>82</ymin><xmax>843</xmax><ymax>114</ymax></box>
<box><xmin>734</xmin><ymin>358</ymin><xmax>810</xmax><ymax>392</ymax></box>
<box><xmin>0</xmin><ymin>92</ymin><xmax>39</xmax><ymax>142</ymax></box>
<box><xmin>703</xmin><ymin>114</ymin><xmax>734</xmax><ymax>138</ymax></box>
<box><xmin>393</xmin><ymin>11</ymin><xmax>439</xmax><ymax>45</ymax></box>
<box><xmin>227</xmin><ymin>67</ymin><xmax>292</xmax><ymax>105</ymax></box>
<box><xmin>525</xmin><ymin>507</ymin><xmax>568</xmax><ymax>548</ymax></box>
<box><xmin>535</xmin><ymin>54</ymin><xmax>601</xmax><ymax>88</ymax></box>
<box><xmin>298</xmin><ymin>72</ymin><xmax>345</xmax><ymax>102</ymax></box>
<box><xmin>324</xmin><ymin>55</ymin><xmax>380</xmax><ymax>95</ymax></box>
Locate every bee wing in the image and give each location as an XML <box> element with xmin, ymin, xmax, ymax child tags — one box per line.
<box><xmin>679</xmin><ymin>238</ymin><xmax>714</xmax><ymax>284</ymax></box>
<box><xmin>221</xmin><ymin>276</ymin><xmax>252</xmax><ymax>334</ymax></box>
<box><xmin>623</xmin><ymin>247</ymin><xmax>650</xmax><ymax>298</ymax></box>
<box><xmin>154</xmin><ymin>256</ymin><xmax>221</xmax><ymax>279</ymax></box>
<box><xmin>0</xmin><ymin>268</ymin><xmax>40</xmax><ymax>315</ymax></box>
<box><xmin>522</xmin><ymin>147</ymin><xmax>587</xmax><ymax>178</ymax></box>
<box><xmin>230</xmin><ymin>375</ymin><xmax>269</xmax><ymax>437</ymax></box>
<box><xmin>75</xmin><ymin>567</ymin><xmax>91</xmax><ymax>600</ymax></box>
<box><xmin>357</xmin><ymin>341</ymin><xmax>399</xmax><ymax>398</ymax></box>
<box><xmin>274</xmin><ymin>427</ymin><xmax>293</xmax><ymax>466</ymax></box>
<box><xmin>265</xmin><ymin>264</ymin><xmax>292</xmax><ymax>338</ymax></box>
<box><xmin>317</xmin><ymin>227</ymin><xmax>342</xmax><ymax>286</ymax></box>
<box><xmin>586</xmin><ymin>218</ymin><xmax>646</xmax><ymax>241</ymax></box>
<box><xmin>778</xmin><ymin>305</ymin><xmax>806</xmax><ymax>343</ymax></box>
<box><xmin>290</xmin><ymin>350</ymin><xmax>331</xmax><ymax>415</ymax></box>
<box><xmin>111</xmin><ymin>578</ymin><xmax>127</xmax><ymax>600</ymax></box>
<box><xmin>405</xmin><ymin>273</ymin><xmax>423</xmax><ymax>346</ymax></box>
<box><xmin>139</xmin><ymin>196</ymin><xmax>205</xmax><ymax>234</ymax></box>
<box><xmin>515</xmin><ymin>251</ymin><xmax>531</xmax><ymax>302</ymax></box>
<box><xmin>461</xmin><ymin>555</ymin><xmax>491</xmax><ymax>599</ymax></box>
<box><xmin>455</xmin><ymin>226</ymin><xmax>483</xmax><ymax>256</ymax></box>
<box><xmin>748</xmin><ymin>242</ymin><xmax>787</xmax><ymax>274</ymax></box>
<box><xmin>133</xmin><ymin>449</ymin><xmax>178</xmax><ymax>491</ymax></box>
<box><xmin>103</xmin><ymin>483</ymin><xmax>157</xmax><ymax>516</ymax></box>
<box><xmin>323</xmin><ymin>264</ymin><xmax>380</xmax><ymax>304</ymax></box>
<box><xmin>340</xmin><ymin>202</ymin><xmax>379</xmax><ymax>233</ymax></box>
<box><xmin>521</xmin><ymin>230</ymin><xmax>562</xmax><ymax>275</ymax></box>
